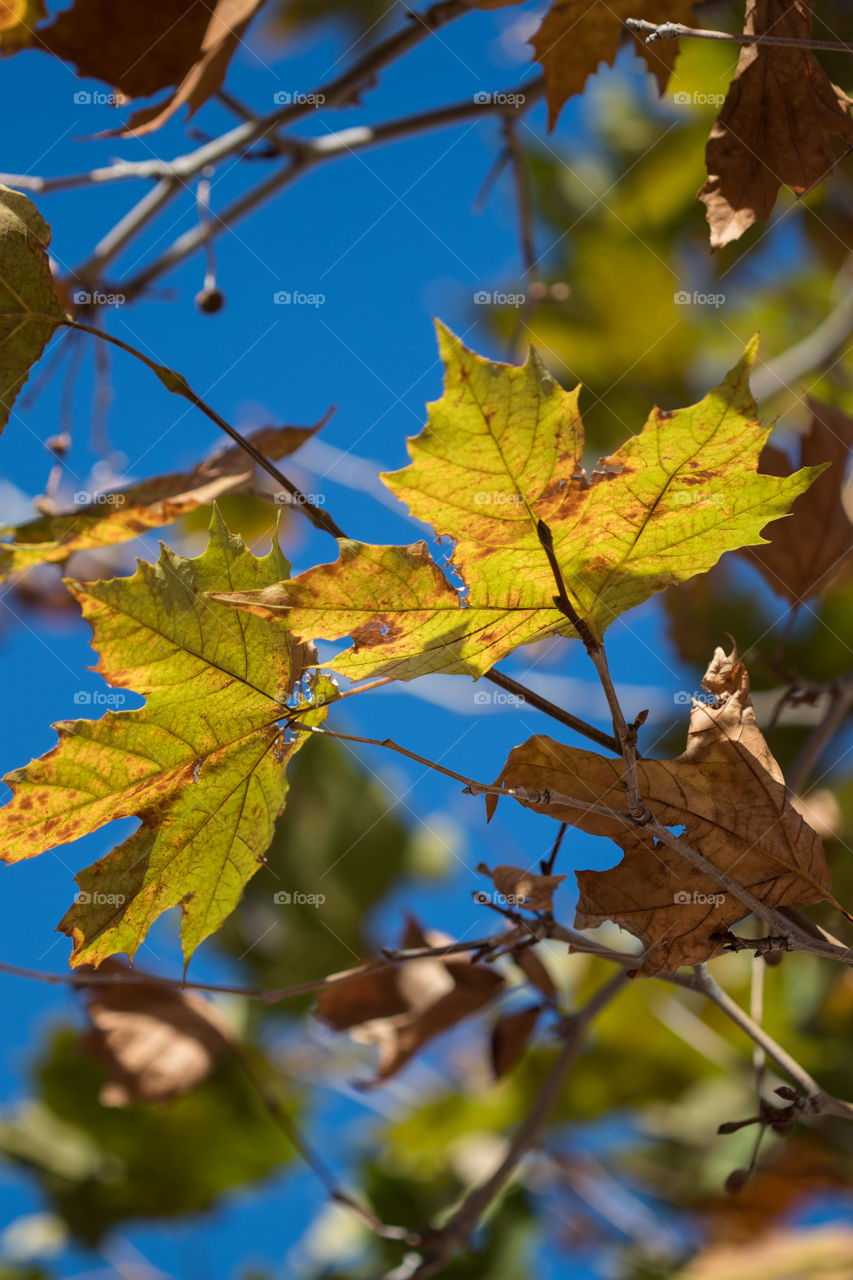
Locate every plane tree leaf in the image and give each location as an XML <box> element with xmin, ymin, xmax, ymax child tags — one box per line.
<box><xmin>0</xmin><ymin>422</ymin><xmax>321</xmax><ymax>582</ymax></box>
<box><xmin>1</xmin><ymin>0</ymin><xmax>266</xmax><ymax>136</ymax></box>
<box><xmin>0</xmin><ymin>509</ymin><xmax>328</xmax><ymax>968</ymax></box>
<box><xmin>467</xmin><ymin>0</ymin><xmax>693</xmax><ymax>129</ymax></box>
<box><xmin>699</xmin><ymin>0</ymin><xmax>853</xmax><ymax>248</ymax></box>
<box><xmin>0</xmin><ymin>184</ymin><xmax>66</xmax><ymax>434</ymax></box>
<box><xmin>488</xmin><ymin>647</ymin><xmax>831</xmax><ymax>976</ymax></box>
<box><xmin>210</xmin><ymin>324</ymin><xmax>822</xmax><ymax>683</ymax></box>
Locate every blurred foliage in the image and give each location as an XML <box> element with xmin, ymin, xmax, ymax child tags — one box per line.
<box><xmin>214</xmin><ymin>734</ymin><xmax>442</xmax><ymax>1014</ymax></box>
<box><xmin>0</xmin><ymin>1031</ymin><xmax>295</xmax><ymax>1244</ymax></box>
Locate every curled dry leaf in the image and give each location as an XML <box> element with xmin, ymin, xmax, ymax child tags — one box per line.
<box><xmin>490</xmin><ymin>1004</ymin><xmax>541</xmax><ymax>1079</ymax></box>
<box><xmin>0</xmin><ymin>184</ymin><xmax>66</xmax><ymax>434</ymax></box>
<box><xmin>490</xmin><ymin>648</ymin><xmax>831</xmax><ymax>976</ymax></box>
<box><xmin>79</xmin><ymin>960</ymin><xmax>233</xmax><ymax>1105</ymax></box>
<box><xmin>315</xmin><ymin>918</ymin><xmax>504</xmax><ymax>1086</ymax></box>
<box><xmin>699</xmin><ymin>0</ymin><xmax>853</xmax><ymax>249</ymax></box>
<box><xmin>743</xmin><ymin>400</ymin><xmax>853</xmax><ymax>603</ymax></box>
<box><xmin>479</xmin><ymin>862</ymin><xmax>568</xmax><ymax>912</ymax></box>
<box><xmin>0</xmin><ymin>420</ymin><xmax>325</xmax><ymax>582</ymax></box>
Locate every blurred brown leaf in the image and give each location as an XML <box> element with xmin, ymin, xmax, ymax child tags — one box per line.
<box><xmin>700</xmin><ymin>0</ymin><xmax>853</xmax><ymax>248</ymax></box>
<box><xmin>744</xmin><ymin>400</ymin><xmax>853</xmax><ymax>603</ymax></box>
<box><xmin>490</xmin><ymin>1004</ymin><xmax>540</xmax><ymax>1078</ymax></box>
<box><xmin>316</xmin><ymin>918</ymin><xmax>504</xmax><ymax>1085</ymax></box>
<box><xmin>79</xmin><ymin>962</ymin><xmax>233</xmax><ymax>1106</ymax></box>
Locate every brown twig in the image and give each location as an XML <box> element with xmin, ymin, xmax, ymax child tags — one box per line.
<box><xmin>625</xmin><ymin>18</ymin><xmax>853</xmax><ymax>53</ymax></box>
<box><xmin>410</xmin><ymin>971</ymin><xmax>630</xmax><ymax>1275</ymax></box>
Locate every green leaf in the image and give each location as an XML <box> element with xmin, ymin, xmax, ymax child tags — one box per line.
<box><xmin>0</xmin><ymin>509</ymin><xmax>329</xmax><ymax>967</ymax></box>
<box><xmin>0</xmin><ymin>184</ymin><xmax>66</xmax><ymax>433</ymax></box>
<box><xmin>211</xmin><ymin>323</ymin><xmax>823</xmax><ymax>682</ymax></box>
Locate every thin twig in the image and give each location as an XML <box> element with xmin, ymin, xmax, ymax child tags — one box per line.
<box><xmin>483</xmin><ymin>668</ymin><xmax>621</xmax><ymax>754</ymax></box>
<box><xmin>106</xmin><ymin>81</ymin><xmax>545</xmax><ymax>303</ymax></box>
<box><xmin>410</xmin><ymin>971</ymin><xmax>630</xmax><ymax>1275</ymax></box>
<box><xmin>625</xmin><ymin>18</ymin><xmax>853</xmax><ymax>54</ymax></box>
<box><xmin>66</xmin><ymin>320</ymin><xmax>345</xmax><ymax>540</ymax></box>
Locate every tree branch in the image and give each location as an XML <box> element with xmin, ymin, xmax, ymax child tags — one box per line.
<box><xmin>626</xmin><ymin>18</ymin><xmax>853</xmax><ymax>54</ymax></box>
<box><xmin>410</xmin><ymin>970</ymin><xmax>630</xmax><ymax>1276</ymax></box>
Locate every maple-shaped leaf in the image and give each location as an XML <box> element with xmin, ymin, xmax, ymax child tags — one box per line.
<box><xmin>467</xmin><ymin>0</ymin><xmax>693</xmax><ymax>129</ymax></box>
<box><xmin>211</xmin><ymin>324</ymin><xmax>822</xmax><ymax>683</ymax></box>
<box><xmin>0</xmin><ymin>510</ymin><xmax>327</xmax><ymax>968</ymax></box>
<box><xmin>316</xmin><ymin>918</ymin><xmax>504</xmax><ymax>1086</ymax></box>
<box><xmin>699</xmin><ymin>0</ymin><xmax>853</xmax><ymax>249</ymax></box>
<box><xmin>489</xmin><ymin>647</ymin><xmax>831</xmax><ymax>976</ymax></box>
<box><xmin>0</xmin><ymin>422</ymin><xmax>321</xmax><ymax>582</ymax></box>
<box><xmin>11</xmin><ymin>0</ymin><xmax>265</xmax><ymax>136</ymax></box>
<box><xmin>0</xmin><ymin>184</ymin><xmax>66</xmax><ymax>434</ymax></box>
<box><xmin>743</xmin><ymin>400</ymin><xmax>853</xmax><ymax>603</ymax></box>
<box><xmin>80</xmin><ymin>959</ymin><xmax>233</xmax><ymax>1105</ymax></box>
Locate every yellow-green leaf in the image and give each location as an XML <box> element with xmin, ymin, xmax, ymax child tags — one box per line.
<box><xmin>0</xmin><ymin>510</ymin><xmax>327</xmax><ymax>968</ymax></box>
<box><xmin>0</xmin><ymin>183</ymin><xmax>66</xmax><ymax>432</ymax></box>
<box><xmin>210</xmin><ymin>324</ymin><xmax>823</xmax><ymax>683</ymax></box>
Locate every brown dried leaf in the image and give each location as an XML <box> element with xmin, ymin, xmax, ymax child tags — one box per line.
<box><xmin>516</xmin><ymin>947</ymin><xmax>557</xmax><ymax>999</ymax></box>
<box><xmin>0</xmin><ymin>421</ymin><xmax>322</xmax><ymax>581</ymax></box>
<box><xmin>79</xmin><ymin>961</ymin><xmax>233</xmax><ymax>1106</ymax></box>
<box><xmin>483</xmin><ymin>863</ymin><xmax>568</xmax><ymax>912</ymax></box>
<box><xmin>467</xmin><ymin>0</ymin><xmax>693</xmax><ymax>129</ymax></box>
<box><xmin>699</xmin><ymin>0</ymin><xmax>853</xmax><ymax>249</ymax></box>
<box><xmin>316</xmin><ymin>918</ymin><xmax>504</xmax><ymax>1086</ymax></box>
<box><xmin>490</xmin><ymin>1004</ymin><xmax>540</xmax><ymax>1079</ymax></box>
<box><xmin>491</xmin><ymin>648</ymin><xmax>831</xmax><ymax>975</ymax></box>
<box><xmin>33</xmin><ymin>0</ymin><xmax>265</xmax><ymax>136</ymax></box>
<box><xmin>743</xmin><ymin>401</ymin><xmax>853</xmax><ymax>603</ymax></box>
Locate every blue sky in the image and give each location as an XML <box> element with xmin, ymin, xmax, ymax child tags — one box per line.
<box><xmin>0</xmin><ymin>6</ymin><xmax>758</xmax><ymax>1275</ymax></box>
